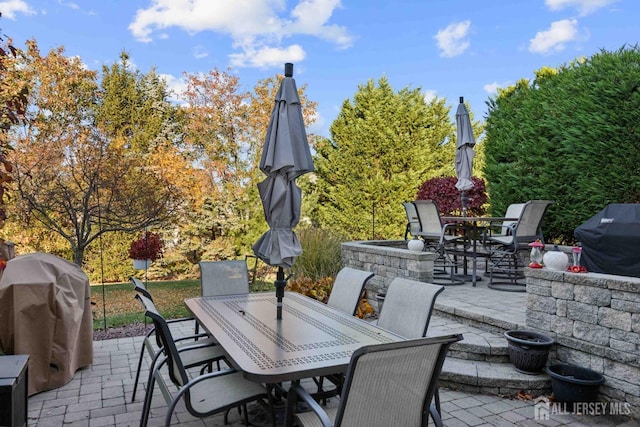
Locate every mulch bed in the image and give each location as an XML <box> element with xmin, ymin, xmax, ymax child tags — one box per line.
<box><xmin>93</xmin><ymin>323</ymin><xmax>154</xmax><ymax>341</ymax></box>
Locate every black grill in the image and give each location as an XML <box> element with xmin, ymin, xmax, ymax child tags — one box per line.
<box><xmin>574</xmin><ymin>204</ymin><xmax>640</xmax><ymax>277</ymax></box>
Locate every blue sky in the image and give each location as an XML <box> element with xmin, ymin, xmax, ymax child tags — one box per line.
<box><xmin>1</xmin><ymin>0</ymin><xmax>638</xmax><ymax>138</ymax></box>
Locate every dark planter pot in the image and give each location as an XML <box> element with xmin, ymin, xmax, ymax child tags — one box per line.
<box><xmin>504</xmin><ymin>330</ymin><xmax>554</xmax><ymax>374</ymax></box>
<box><xmin>546</xmin><ymin>364</ymin><xmax>604</xmax><ymax>407</ymax></box>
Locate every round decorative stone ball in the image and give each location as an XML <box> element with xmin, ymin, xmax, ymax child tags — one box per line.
<box><xmin>543</xmin><ymin>245</ymin><xmax>569</xmax><ymax>271</ymax></box>
<box><xmin>407</xmin><ymin>238</ymin><xmax>424</xmax><ymax>252</ymax></box>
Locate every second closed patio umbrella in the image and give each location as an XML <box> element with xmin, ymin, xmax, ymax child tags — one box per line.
<box><xmin>252</xmin><ymin>63</ymin><xmax>314</xmax><ymax>319</ymax></box>
<box><xmin>455</xmin><ymin>97</ymin><xmax>476</xmax><ymax>216</ymax></box>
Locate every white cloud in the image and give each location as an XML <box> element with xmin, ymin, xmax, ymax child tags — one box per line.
<box><xmin>128</xmin><ymin>0</ymin><xmax>351</xmax><ymax>68</ymax></box>
<box><xmin>57</xmin><ymin>0</ymin><xmax>79</xmax><ymax>10</ymax></box>
<box><xmin>0</xmin><ymin>0</ymin><xmax>36</xmax><ymax>19</ymax></box>
<box><xmin>423</xmin><ymin>90</ymin><xmax>437</xmax><ymax>103</ymax></box>
<box><xmin>434</xmin><ymin>20</ymin><xmax>471</xmax><ymax>58</ymax></box>
<box><xmin>545</xmin><ymin>0</ymin><xmax>618</xmax><ymax>16</ymax></box>
<box><xmin>307</xmin><ymin>110</ymin><xmax>326</xmax><ymax>136</ymax></box>
<box><xmin>159</xmin><ymin>73</ymin><xmax>188</xmax><ymax>103</ymax></box>
<box><xmin>529</xmin><ymin>19</ymin><xmax>578</xmax><ymax>54</ymax></box>
<box><xmin>229</xmin><ymin>44</ymin><xmax>305</xmax><ymax>69</ymax></box>
<box><xmin>285</xmin><ymin>0</ymin><xmax>351</xmax><ymax>49</ymax></box>
<box><xmin>192</xmin><ymin>45</ymin><xmax>208</xmax><ymax>59</ymax></box>
<box><xmin>483</xmin><ymin>81</ymin><xmax>511</xmax><ymax>94</ymax></box>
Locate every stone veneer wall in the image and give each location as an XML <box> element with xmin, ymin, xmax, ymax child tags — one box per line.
<box><xmin>525</xmin><ymin>268</ymin><xmax>639</xmax><ymax>414</ymax></box>
<box><xmin>341</xmin><ymin>240</ymin><xmax>436</xmax><ymax>306</ymax></box>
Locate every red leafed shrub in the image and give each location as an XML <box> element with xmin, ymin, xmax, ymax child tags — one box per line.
<box><xmin>416</xmin><ymin>176</ymin><xmax>487</xmax><ymax>216</ymax></box>
<box><xmin>128</xmin><ymin>232</ymin><xmax>164</xmax><ymax>261</ymax></box>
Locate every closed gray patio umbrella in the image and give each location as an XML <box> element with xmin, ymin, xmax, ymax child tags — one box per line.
<box><xmin>252</xmin><ymin>63</ymin><xmax>314</xmax><ymax>319</ymax></box>
<box><xmin>455</xmin><ymin>97</ymin><xmax>476</xmax><ymax>216</ymax></box>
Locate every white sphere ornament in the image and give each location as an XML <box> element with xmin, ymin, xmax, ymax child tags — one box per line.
<box><xmin>543</xmin><ymin>245</ymin><xmax>569</xmax><ymax>271</ymax></box>
<box><xmin>407</xmin><ymin>238</ymin><xmax>424</xmax><ymax>252</ymax></box>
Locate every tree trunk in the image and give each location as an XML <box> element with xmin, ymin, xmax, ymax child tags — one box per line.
<box><xmin>73</xmin><ymin>246</ymin><xmax>84</xmax><ymax>266</ymax></box>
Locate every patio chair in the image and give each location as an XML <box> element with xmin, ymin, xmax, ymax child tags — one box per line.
<box><xmin>316</xmin><ymin>267</ymin><xmax>374</xmax><ymax>399</ymax></box>
<box><xmin>199</xmin><ymin>260</ymin><xmax>250</xmax><ymax>297</ymax></box>
<box><xmin>412</xmin><ymin>200</ymin><xmax>465</xmax><ymax>285</ymax></box>
<box><xmin>374</xmin><ymin>277</ymin><xmax>447</xmax><ymax>421</ymax></box>
<box><xmin>376</xmin><ymin>277</ymin><xmax>444</xmax><ymax>339</ymax></box>
<box><xmin>483</xmin><ymin>200</ymin><xmax>554</xmax><ymax>291</ymax></box>
<box><xmin>500</xmin><ymin>203</ymin><xmax>527</xmax><ymax>235</ymax></box>
<box><xmin>194</xmin><ymin>260</ymin><xmax>251</xmax><ymax>335</ymax></box>
<box><xmin>130</xmin><ymin>277</ymin><xmax>226</xmax><ymax>402</ymax></box>
<box><xmin>136</xmin><ymin>293</ymin><xmax>276</xmax><ymax>427</ymax></box>
<box><xmin>480</xmin><ymin>202</ymin><xmax>527</xmax><ymax>240</ymax></box>
<box><xmin>326</xmin><ymin>267</ymin><xmax>374</xmax><ymax>316</ymax></box>
<box><xmin>285</xmin><ymin>334</ymin><xmax>463</xmax><ymax>427</ymax></box>
<box><xmin>403</xmin><ymin>201</ymin><xmax>421</xmax><ymax>240</ymax></box>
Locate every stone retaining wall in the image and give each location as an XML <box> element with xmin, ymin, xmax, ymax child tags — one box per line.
<box><xmin>525</xmin><ymin>268</ymin><xmax>639</xmax><ymax>414</ymax></box>
<box><xmin>341</xmin><ymin>240</ymin><xmax>436</xmax><ymax>306</ymax></box>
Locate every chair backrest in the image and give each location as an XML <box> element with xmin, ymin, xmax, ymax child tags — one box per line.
<box><xmin>412</xmin><ymin>200</ymin><xmax>444</xmax><ymax>240</ymax></box>
<box><xmin>135</xmin><ymin>293</ymin><xmax>190</xmax><ymax>387</ymax></box>
<box><xmin>326</xmin><ymin>267</ymin><xmax>375</xmax><ymax>316</ymax></box>
<box><xmin>377</xmin><ymin>278</ymin><xmax>444</xmax><ymax>339</ymax></box>
<box><xmin>130</xmin><ymin>276</ymin><xmax>153</xmax><ymax>300</ymax></box>
<box><xmin>199</xmin><ymin>260</ymin><xmax>250</xmax><ymax>297</ymax></box>
<box><xmin>513</xmin><ymin>200</ymin><xmax>554</xmax><ymax>244</ymax></box>
<box><xmin>403</xmin><ymin>202</ymin><xmax>421</xmax><ymax>239</ymax></box>
<box><xmin>500</xmin><ymin>203</ymin><xmax>526</xmax><ymax>234</ymax></box>
<box><xmin>334</xmin><ymin>334</ymin><xmax>463</xmax><ymax>427</ymax></box>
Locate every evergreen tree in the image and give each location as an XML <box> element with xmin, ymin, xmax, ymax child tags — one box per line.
<box><xmin>313</xmin><ymin>77</ymin><xmax>455</xmax><ymax>240</ymax></box>
<box><xmin>97</xmin><ymin>51</ymin><xmax>183</xmax><ymax>153</ymax></box>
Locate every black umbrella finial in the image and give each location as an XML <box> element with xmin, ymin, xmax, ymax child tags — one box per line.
<box><xmin>284</xmin><ymin>63</ymin><xmax>293</xmax><ymax>77</ymax></box>
<box><xmin>460</xmin><ymin>96</ymin><xmax>464</xmax><ymax>103</ymax></box>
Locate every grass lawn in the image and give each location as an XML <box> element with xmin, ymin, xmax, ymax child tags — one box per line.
<box><xmin>91</xmin><ymin>279</ymin><xmax>275</xmax><ymax>330</ymax></box>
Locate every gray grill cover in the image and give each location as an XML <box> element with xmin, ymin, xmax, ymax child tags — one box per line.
<box><xmin>574</xmin><ymin>204</ymin><xmax>640</xmax><ymax>277</ymax></box>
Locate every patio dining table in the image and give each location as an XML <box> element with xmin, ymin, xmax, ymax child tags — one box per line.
<box><xmin>440</xmin><ymin>216</ymin><xmax>518</xmax><ymax>287</ymax></box>
<box><xmin>184</xmin><ymin>291</ymin><xmax>403</xmax><ymax>384</ymax></box>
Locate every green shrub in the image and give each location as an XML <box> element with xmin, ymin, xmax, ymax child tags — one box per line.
<box><xmin>290</xmin><ymin>227</ymin><xmax>346</xmax><ymax>282</ymax></box>
<box><xmin>484</xmin><ymin>46</ymin><xmax>640</xmax><ymax>243</ymax></box>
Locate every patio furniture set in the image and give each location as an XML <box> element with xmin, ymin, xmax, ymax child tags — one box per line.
<box><xmin>403</xmin><ymin>199</ymin><xmax>554</xmax><ymax>292</ymax></box>
<box><xmin>130</xmin><ymin>261</ymin><xmax>462</xmax><ymax>426</ymax></box>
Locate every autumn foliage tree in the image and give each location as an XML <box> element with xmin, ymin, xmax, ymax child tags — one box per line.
<box><xmin>0</xmin><ymin>14</ymin><xmax>27</xmax><ymax>227</ymax></box>
<box><xmin>9</xmin><ymin>41</ymin><xmax>183</xmax><ymax>265</ymax></box>
<box><xmin>180</xmin><ymin>68</ymin><xmax>318</xmax><ymax>259</ymax></box>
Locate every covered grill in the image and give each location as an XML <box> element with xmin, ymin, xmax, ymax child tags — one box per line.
<box><xmin>574</xmin><ymin>204</ymin><xmax>640</xmax><ymax>277</ymax></box>
<box><xmin>0</xmin><ymin>253</ymin><xmax>93</xmax><ymax>395</ymax></box>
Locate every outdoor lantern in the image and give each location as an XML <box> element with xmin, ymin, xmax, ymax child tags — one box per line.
<box><xmin>528</xmin><ymin>240</ymin><xmax>544</xmax><ymax>268</ymax></box>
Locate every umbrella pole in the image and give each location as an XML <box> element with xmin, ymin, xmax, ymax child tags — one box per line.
<box><xmin>461</xmin><ymin>191</ymin><xmax>468</xmax><ymax>217</ymax></box>
<box><xmin>275</xmin><ymin>266</ymin><xmax>286</xmax><ymax>319</ymax></box>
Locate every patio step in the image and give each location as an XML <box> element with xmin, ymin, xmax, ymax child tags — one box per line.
<box><xmin>433</xmin><ymin>285</ymin><xmax>527</xmax><ymax>334</ymax></box>
<box><xmin>438</xmin><ymin>358</ymin><xmax>552</xmax><ymax>397</ymax></box>
<box><xmin>428</xmin><ymin>289</ymin><xmax>552</xmax><ymax>397</ymax></box>
<box><xmin>428</xmin><ymin>316</ymin><xmax>551</xmax><ymax>396</ymax></box>
<box><xmin>427</xmin><ymin>315</ymin><xmax>510</xmax><ymax>363</ymax></box>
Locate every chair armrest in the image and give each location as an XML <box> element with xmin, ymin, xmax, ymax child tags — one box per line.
<box><xmin>441</xmin><ymin>222</ymin><xmax>460</xmax><ymax>240</ymax></box>
<box><xmin>285</xmin><ymin>383</ymin><xmax>333</xmax><ymax>427</ymax></box>
<box><xmin>166</xmin><ymin>316</ymin><xmax>195</xmax><ymax>324</ymax></box>
<box><xmin>173</xmin><ymin>333</ymin><xmax>210</xmax><ymax>344</ymax></box>
<box><xmin>143</xmin><ymin>317</ymin><xmax>196</xmax><ymax>340</ymax></box>
<box><xmin>482</xmin><ymin>222</ymin><xmax>516</xmax><ymax>247</ymax></box>
<box><xmin>175</xmin><ymin>340</ymin><xmax>219</xmax><ymax>354</ymax></box>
